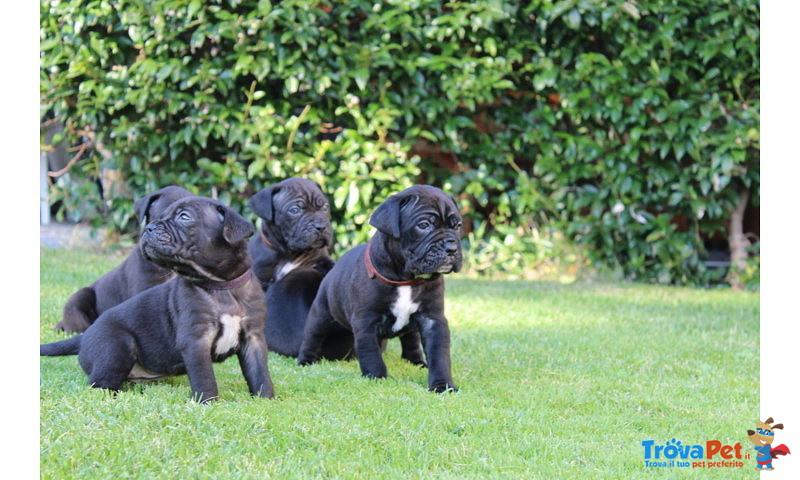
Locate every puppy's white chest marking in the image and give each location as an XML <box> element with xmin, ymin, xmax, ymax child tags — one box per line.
<box><xmin>390</xmin><ymin>286</ymin><xmax>419</xmax><ymax>332</ymax></box>
<box><xmin>216</xmin><ymin>314</ymin><xmax>242</xmax><ymax>354</ymax></box>
<box><xmin>276</xmin><ymin>260</ymin><xmax>299</xmax><ymax>281</ymax></box>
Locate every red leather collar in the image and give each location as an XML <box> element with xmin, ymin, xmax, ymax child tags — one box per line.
<box><xmin>364</xmin><ymin>242</ymin><xmax>429</xmax><ymax>287</ymax></box>
<box><xmin>197</xmin><ymin>269</ymin><xmax>253</xmax><ymax>291</ymax></box>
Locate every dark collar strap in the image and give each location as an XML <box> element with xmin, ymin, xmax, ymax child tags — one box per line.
<box><xmin>364</xmin><ymin>242</ymin><xmax>429</xmax><ymax>287</ymax></box>
<box><xmin>260</xmin><ymin>230</ymin><xmax>276</xmax><ymax>249</ymax></box>
<box><xmin>198</xmin><ymin>269</ymin><xmax>253</xmax><ymax>291</ymax></box>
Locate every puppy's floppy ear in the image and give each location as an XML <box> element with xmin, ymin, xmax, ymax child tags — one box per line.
<box><xmin>449</xmin><ymin>194</ymin><xmax>460</xmax><ymax>212</ymax></box>
<box><xmin>218</xmin><ymin>206</ymin><xmax>255</xmax><ymax>244</ymax></box>
<box><xmin>247</xmin><ymin>186</ymin><xmax>279</xmax><ymax>222</ymax></box>
<box><xmin>369</xmin><ymin>194</ymin><xmax>403</xmax><ymax>239</ymax></box>
<box><xmin>134</xmin><ymin>186</ymin><xmax>193</xmax><ymax>224</ymax></box>
<box><xmin>134</xmin><ymin>191</ymin><xmax>161</xmax><ymax>224</ymax></box>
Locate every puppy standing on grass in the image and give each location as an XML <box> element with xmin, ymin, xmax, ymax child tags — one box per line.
<box><xmin>248</xmin><ymin>178</ymin><xmax>353</xmax><ymax>360</ymax></box>
<box><xmin>41</xmin><ymin>196</ymin><xmax>274</xmax><ymax>403</ymax></box>
<box><xmin>297</xmin><ymin>185</ymin><xmax>463</xmax><ymax>392</ymax></box>
<box><xmin>55</xmin><ymin>186</ymin><xmax>193</xmax><ymax>333</ymax></box>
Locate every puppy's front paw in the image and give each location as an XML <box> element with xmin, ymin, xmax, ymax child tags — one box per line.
<box><xmin>194</xmin><ymin>393</ymin><xmax>218</xmax><ymax>404</ymax></box>
<box><xmin>429</xmin><ymin>382</ymin><xmax>458</xmax><ymax>393</ymax></box>
<box><xmin>258</xmin><ymin>389</ymin><xmax>275</xmax><ymax>399</ymax></box>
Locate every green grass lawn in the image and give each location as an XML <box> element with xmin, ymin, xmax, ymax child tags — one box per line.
<box><xmin>40</xmin><ymin>247</ymin><xmax>759</xmax><ymax>479</ymax></box>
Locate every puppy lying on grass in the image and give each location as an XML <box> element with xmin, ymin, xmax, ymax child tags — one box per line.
<box><xmin>55</xmin><ymin>186</ymin><xmax>193</xmax><ymax>333</ymax></box>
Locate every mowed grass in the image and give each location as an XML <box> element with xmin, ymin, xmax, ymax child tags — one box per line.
<box><xmin>40</xmin><ymin>247</ymin><xmax>759</xmax><ymax>479</ymax></box>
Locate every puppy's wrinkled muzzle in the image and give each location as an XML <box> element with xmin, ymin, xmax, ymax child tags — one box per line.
<box><xmin>294</xmin><ymin>223</ymin><xmax>332</xmax><ymax>251</ymax></box>
<box><xmin>409</xmin><ymin>237</ymin><xmax>463</xmax><ymax>276</ymax></box>
<box><xmin>140</xmin><ymin>224</ymin><xmax>177</xmax><ymax>263</ymax></box>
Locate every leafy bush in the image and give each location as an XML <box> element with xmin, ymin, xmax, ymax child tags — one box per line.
<box><xmin>41</xmin><ymin>0</ymin><xmax>759</xmax><ymax>284</ymax></box>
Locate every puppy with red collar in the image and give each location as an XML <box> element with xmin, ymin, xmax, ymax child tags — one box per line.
<box><xmin>297</xmin><ymin>185</ymin><xmax>463</xmax><ymax>392</ymax></box>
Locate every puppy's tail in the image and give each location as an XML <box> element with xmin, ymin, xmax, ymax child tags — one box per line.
<box><xmin>40</xmin><ymin>335</ymin><xmax>82</xmax><ymax>356</ymax></box>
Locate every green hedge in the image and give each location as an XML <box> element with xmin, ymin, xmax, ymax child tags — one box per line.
<box><xmin>41</xmin><ymin>0</ymin><xmax>759</xmax><ymax>285</ymax></box>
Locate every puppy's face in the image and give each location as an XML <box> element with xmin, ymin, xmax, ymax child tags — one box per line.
<box><xmin>370</xmin><ymin>185</ymin><xmax>463</xmax><ymax>276</ymax></box>
<box><xmin>248</xmin><ymin>178</ymin><xmax>333</xmax><ymax>252</ymax></box>
<box><xmin>133</xmin><ymin>186</ymin><xmax>194</xmax><ymax>227</ymax></box>
<box><xmin>140</xmin><ymin>197</ymin><xmax>254</xmax><ymax>281</ymax></box>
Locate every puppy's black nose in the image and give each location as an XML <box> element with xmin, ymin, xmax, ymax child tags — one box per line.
<box><xmin>314</xmin><ymin>223</ymin><xmax>327</xmax><ymax>232</ymax></box>
<box><xmin>747</xmin><ymin>430</ymin><xmax>755</xmax><ymax>436</ymax></box>
<box><xmin>444</xmin><ymin>239</ymin><xmax>459</xmax><ymax>254</ymax></box>
<box><xmin>144</xmin><ymin>223</ymin><xmax>157</xmax><ymax>233</ymax></box>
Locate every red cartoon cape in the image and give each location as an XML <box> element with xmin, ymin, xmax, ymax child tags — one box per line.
<box><xmin>770</xmin><ymin>444</ymin><xmax>791</xmax><ymax>459</ymax></box>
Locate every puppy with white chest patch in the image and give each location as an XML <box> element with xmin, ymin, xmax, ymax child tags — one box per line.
<box><xmin>297</xmin><ymin>185</ymin><xmax>463</xmax><ymax>392</ymax></box>
<box><xmin>247</xmin><ymin>178</ymin><xmax>353</xmax><ymax>360</ymax></box>
<box><xmin>40</xmin><ymin>196</ymin><xmax>274</xmax><ymax>403</ymax></box>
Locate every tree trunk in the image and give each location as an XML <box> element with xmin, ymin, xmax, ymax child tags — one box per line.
<box><xmin>727</xmin><ymin>189</ymin><xmax>750</xmax><ymax>290</ymax></box>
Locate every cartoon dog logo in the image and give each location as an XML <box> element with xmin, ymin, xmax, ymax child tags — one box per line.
<box><xmin>747</xmin><ymin>417</ymin><xmax>791</xmax><ymax>471</ymax></box>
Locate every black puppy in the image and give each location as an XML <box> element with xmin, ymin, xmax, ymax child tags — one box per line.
<box><xmin>55</xmin><ymin>186</ymin><xmax>193</xmax><ymax>333</ymax></box>
<box><xmin>297</xmin><ymin>185</ymin><xmax>463</xmax><ymax>392</ymax></box>
<box><xmin>41</xmin><ymin>196</ymin><xmax>274</xmax><ymax>403</ymax></box>
<box><xmin>247</xmin><ymin>178</ymin><xmax>353</xmax><ymax>360</ymax></box>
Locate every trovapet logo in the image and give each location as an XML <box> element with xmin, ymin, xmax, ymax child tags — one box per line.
<box><xmin>642</xmin><ymin>438</ymin><xmax>747</xmax><ymax>469</ymax></box>
<box><xmin>642</xmin><ymin>417</ymin><xmax>792</xmax><ymax>471</ymax></box>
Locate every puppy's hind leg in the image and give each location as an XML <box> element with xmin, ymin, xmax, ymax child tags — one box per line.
<box><xmin>320</xmin><ymin>325</ymin><xmax>355</xmax><ymax>361</ymax></box>
<box><xmin>78</xmin><ymin>334</ymin><xmax>136</xmax><ymax>392</ymax></box>
<box><xmin>399</xmin><ymin>330</ymin><xmax>426</xmax><ymax>367</ymax></box>
<box><xmin>297</xmin><ymin>301</ymin><xmax>338</xmax><ymax>366</ymax></box>
<box><xmin>56</xmin><ymin>287</ymin><xmax>97</xmax><ymax>333</ymax></box>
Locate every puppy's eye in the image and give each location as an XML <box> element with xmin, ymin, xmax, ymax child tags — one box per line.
<box><xmin>417</xmin><ymin>221</ymin><xmax>431</xmax><ymax>230</ymax></box>
<box><xmin>288</xmin><ymin>206</ymin><xmax>302</xmax><ymax>215</ymax></box>
<box><xmin>321</xmin><ymin>203</ymin><xmax>329</xmax><ymax>211</ymax></box>
<box><xmin>447</xmin><ymin>214</ymin><xmax>462</xmax><ymax>230</ymax></box>
<box><xmin>177</xmin><ymin>212</ymin><xmax>192</xmax><ymax>222</ymax></box>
